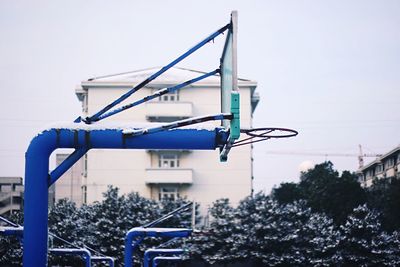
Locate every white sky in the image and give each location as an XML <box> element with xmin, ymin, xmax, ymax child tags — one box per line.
<box><xmin>0</xmin><ymin>0</ymin><xmax>399</xmax><ymax>193</ymax></box>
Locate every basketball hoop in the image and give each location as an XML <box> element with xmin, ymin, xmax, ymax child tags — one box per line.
<box><xmin>232</xmin><ymin>127</ymin><xmax>298</xmax><ymax>147</ymax></box>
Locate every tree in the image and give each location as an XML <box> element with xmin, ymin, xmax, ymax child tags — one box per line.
<box><xmin>299</xmin><ymin>162</ymin><xmax>366</xmax><ymax>224</ymax></box>
<box><xmin>272</xmin><ymin>182</ymin><xmax>303</xmax><ymax>205</ymax></box>
<box><xmin>234</xmin><ymin>192</ymin><xmax>340</xmax><ymax>266</ymax></box>
<box><xmin>367</xmin><ymin>177</ymin><xmax>400</xmax><ymax>231</ymax></box>
<box><xmin>336</xmin><ymin>204</ymin><xmax>400</xmax><ymax>266</ymax></box>
<box><xmin>48</xmin><ymin>199</ymin><xmax>85</xmax><ymax>266</ymax></box>
<box><xmin>0</xmin><ymin>212</ymin><xmax>23</xmax><ymax>266</ymax></box>
<box><xmin>47</xmin><ymin>186</ymin><xmax>163</xmax><ymax>265</ymax></box>
<box><xmin>190</xmin><ymin>198</ymin><xmax>237</xmax><ymax>265</ymax></box>
<box><xmin>158</xmin><ymin>197</ymin><xmax>196</xmax><ymax>229</ymax></box>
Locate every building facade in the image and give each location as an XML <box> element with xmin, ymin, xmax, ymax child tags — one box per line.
<box><xmin>0</xmin><ymin>177</ymin><xmax>24</xmax><ymax>215</ymax></box>
<box><xmin>55</xmin><ymin>67</ymin><xmax>258</xmax><ymax>215</ymax></box>
<box><xmin>51</xmin><ymin>154</ymin><xmax>85</xmax><ymax>206</ymax></box>
<box><xmin>358</xmin><ymin>145</ymin><xmax>400</xmax><ymax>187</ymax></box>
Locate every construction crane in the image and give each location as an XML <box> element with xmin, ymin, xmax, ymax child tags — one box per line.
<box><xmin>265</xmin><ymin>145</ymin><xmax>382</xmax><ymax>169</ymax></box>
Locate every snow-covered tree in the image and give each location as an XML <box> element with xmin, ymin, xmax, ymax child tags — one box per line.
<box><xmin>336</xmin><ymin>204</ymin><xmax>400</xmax><ymax>266</ymax></box>
<box><xmin>190</xmin><ymin>198</ymin><xmax>237</xmax><ymax>265</ymax></box>
<box><xmin>235</xmin><ymin>194</ymin><xmax>340</xmax><ymax>266</ymax></box>
<box><xmin>0</xmin><ymin>212</ymin><xmax>23</xmax><ymax>266</ymax></box>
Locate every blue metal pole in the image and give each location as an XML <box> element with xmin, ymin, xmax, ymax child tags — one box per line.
<box><xmin>83</xmin><ymin>24</ymin><xmax>229</xmax><ymax>124</ymax></box>
<box><xmin>153</xmin><ymin>256</ymin><xmax>183</xmax><ymax>267</ymax></box>
<box><xmin>0</xmin><ymin>226</ymin><xmax>24</xmax><ymax>237</ymax></box>
<box><xmin>125</xmin><ymin>114</ymin><xmax>231</xmax><ymax>137</ymax></box>
<box><xmin>124</xmin><ymin>227</ymin><xmax>192</xmax><ymax>267</ymax></box>
<box><xmin>24</xmin><ymin>131</ymin><xmax>57</xmax><ymax>267</ymax></box>
<box><xmin>23</xmin><ymin>127</ymin><xmax>223</xmax><ymax>267</ymax></box>
<box><xmin>91</xmin><ymin>256</ymin><xmax>115</xmax><ymax>267</ymax></box>
<box><xmin>49</xmin><ymin>147</ymin><xmax>89</xmax><ymax>185</ymax></box>
<box><xmin>124</xmin><ymin>231</ymin><xmax>140</xmax><ymax>267</ymax></box>
<box><xmin>143</xmin><ymin>249</ymin><xmax>184</xmax><ymax>267</ymax></box>
<box><xmin>96</xmin><ymin>69</ymin><xmax>219</xmax><ymax>122</ymax></box>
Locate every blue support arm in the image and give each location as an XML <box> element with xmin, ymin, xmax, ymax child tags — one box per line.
<box><xmin>124</xmin><ymin>113</ymin><xmax>232</xmax><ymax>137</ymax></box>
<box><xmin>81</xmin><ymin>24</ymin><xmax>229</xmax><ymax>124</ymax></box>
<box><xmin>23</xmin><ymin>126</ymin><xmax>225</xmax><ymax>267</ymax></box>
<box><xmin>49</xmin><ymin>147</ymin><xmax>89</xmax><ymax>185</ymax></box>
<box><xmin>97</xmin><ymin>69</ymin><xmax>219</xmax><ymax>122</ymax></box>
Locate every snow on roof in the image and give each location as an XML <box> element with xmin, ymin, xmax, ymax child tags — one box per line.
<box><xmin>81</xmin><ymin>66</ymin><xmax>256</xmax><ymax>87</ymax></box>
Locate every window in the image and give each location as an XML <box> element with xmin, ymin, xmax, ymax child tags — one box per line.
<box><xmin>159</xmin><ymin>90</ymin><xmax>179</xmax><ymax>102</ymax></box>
<box><xmin>385</xmin><ymin>158</ymin><xmax>394</xmax><ymax>169</ymax></box>
<box><xmin>83</xmin><ymin>154</ymin><xmax>88</xmax><ymax>178</ymax></box>
<box><xmin>158</xmin><ymin>153</ymin><xmax>179</xmax><ymax>168</ymax></box>
<box><xmin>82</xmin><ymin>185</ymin><xmax>87</xmax><ymax>204</ymax></box>
<box><xmin>376</xmin><ymin>164</ymin><xmax>383</xmax><ymax>173</ymax></box>
<box><xmin>159</xmin><ymin>186</ymin><xmax>179</xmax><ymax>201</ymax></box>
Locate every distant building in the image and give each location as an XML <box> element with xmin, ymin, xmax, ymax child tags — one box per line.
<box><xmin>358</xmin><ymin>145</ymin><xmax>400</xmax><ymax>187</ymax></box>
<box><xmin>53</xmin><ymin>66</ymin><xmax>259</xmax><ymax>218</ymax></box>
<box><xmin>0</xmin><ymin>177</ymin><xmax>24</xmax><ymax>215</ymax></box>
<box><xmin>51</xmin><ymin>154</ymin><xmax>84</xmax><ymax>207</ymax></box>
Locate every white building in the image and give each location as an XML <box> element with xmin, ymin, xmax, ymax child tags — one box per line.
<box><xmin>56</xmin><ymin>67</ymin><xmax>259</xmax><ymax>216</ymax></box>
<box><xmin>0</xmin><ymin>177</ymin><xmax>24</xmax><ymax>215</ymax></box>
<box><xmin>51</xmin><ymin>154</ymin><xmax>84</xmax><ymax>206</ymax></box>
<box><xmin>358</xmin><ymin>145</ymin><xmax>400</xmax><ymax>187</ymax></box>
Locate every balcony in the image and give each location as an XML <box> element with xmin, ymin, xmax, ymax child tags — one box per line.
<box><xmin>146</xmin><ymin>102</ymin><xmax>192</xmax><ymax>121</ymax></box>
<box><xmin>145</xmin><ymin>168</ymin><xmax>193</xmax><ymax>184</ymax></box>
<box><xmin>0</xmin><ymin>191</ymin><xmax>23</xmax><ymax>203</ymax></box>
<box><xmin>0</xmin><ymin>204</ymin><xmax>21</xmax><ymax>215</ymax></box>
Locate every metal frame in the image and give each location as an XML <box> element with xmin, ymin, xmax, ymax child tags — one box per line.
<box><xmin>78</xmin><ymin>25</ymin><xmax>229</xmax><ymax>124</ymax></box>
<box><xmin>0</xmin><ymin>216</ymin><xmax>114</xmax><ymax>267</ymax></box>
<box><xmin>22</xmin><ymin>12</ymin><xmax>239</xmax><ymax>267</ymax></box>
<box><xmin>49</xmin><ymin>248</ymin><xmax>91</xmax><ymax>267</ymax></box>
<box><xmin>96</xmin><ymin>69</ymin><xmax>219</xmax><ymax>121</ymax></box>
<box><xmin>91</xmin><ymin>256</ymin><xmax>115</xmax><ymax>267</ymax></box>
<box><xmin>220</xmin><ymin>11</ymin><xmax>239</xmax><ymax>162</ymax></box>
<box><xmin>23</xmin><ymin>127</ymin><xmax>225</xmax><ymax>266</ymax></box>
<box><xmin>124</xmin><ymin>227</ymin><xmax>192</xmax><ymax>267</ymax></box>
<box><xmin>153</xmin><ymin>256</ymin><xmax>183</xmax><ymax>267</ymax></box>
<box><xmin>144</xmin><ymin>249</ymin><xmax>184</xmax><ymax>267</ymax></box>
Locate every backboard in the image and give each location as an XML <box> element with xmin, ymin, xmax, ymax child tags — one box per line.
<box><xmin>220</xmin><ymin>11</ymin><xmax>239</xmax><ymax>161</ymax></box>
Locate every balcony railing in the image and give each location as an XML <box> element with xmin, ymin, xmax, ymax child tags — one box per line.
<box><xmin>145</xmin><ymin>168</ymin><xmax>193</xmax><ymax>184</ymax></box>
<box><xmin>145</xmin><ymin>102</ymin><xmax>192</xmax><ymax>120</ymax></box>
<box><xmin>0</xmin><ymin>203</ymin><xmax>22</xmax><ymax>215</ymax></box>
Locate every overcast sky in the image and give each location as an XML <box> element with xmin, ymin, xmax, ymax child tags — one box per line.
<box><xmin>1</xmin><ymin>0</ymin><xmax>399</xmax><ymax>193</ymax></box>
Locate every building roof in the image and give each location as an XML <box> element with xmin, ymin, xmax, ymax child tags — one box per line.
<box><xmin>359</xmin><ymin>159</ymin><xmax>380</xmax><ymax>172</ymax></box>
<box><xmin>359</xmin><ymin>144</ymin><xmax>400</xmax><ymax>172</ymax></box>
<box><xmin>81</xmin><ymin>66</ymin><xmax>257</xmax><ymax>88</ymax></box>
<box><xmin>380</xmin><ymin>145</ymin><xmax>400</xmax><ymax>161</ymax></box>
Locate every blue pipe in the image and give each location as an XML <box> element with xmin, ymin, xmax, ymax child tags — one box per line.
<box><xmin>97</xmin><ymin>69</ymin><xmax>219</xmax><ymax>122</ymax></box>
<box><xmin>84</xmin><ymin>24</ymin><xmax>229</xmax><ymax>123</ymax></box>
<box><xmin>0</xmin><ymin>226</ymin><xmax>24</xmax><ymax>237</ymax></box>
<box><xmin>49</xmin><ymin>147</ymin><xmax>89</xmax><ymax>185</ymax></box>
<box><xmin>153</xmin><ymin>256</ymin><xmax>183</xmax><ymax>267</ymax></box>
<box><xmin>23</xmin><ymin>127</ymin><xmax>223</xmax><ymax>267</ymax></box>
<box><xmin>124</xmin><ymin>227</ymin><xmax>192</xmax><ymax>267</ymax></box>
<box><xmin>49</xmin><ymin>248</ymin><xmax>91</xmax><ymax>267</ymax></box>
<box><xmin>91</xmin><ymin>256</ymin><xmax>115</xmax><ymax>267</ymax></box>
<box><xmin>143</xmin><ymin>249</ymin><xmax>184</xmax><ymax>267</ymax></box>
